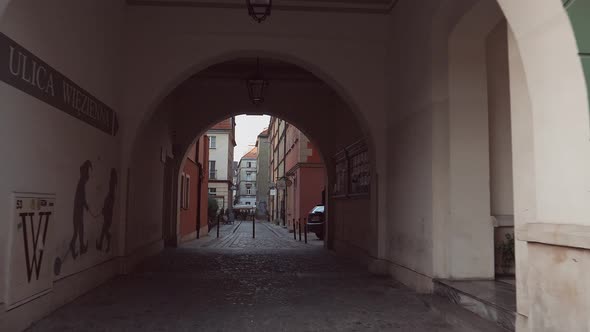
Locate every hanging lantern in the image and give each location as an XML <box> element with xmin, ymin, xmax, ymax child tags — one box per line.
<box><xmin>247</xmin><ymin>0</ymin><xmax>272</xmax><ymax>23</ymax></box>
<box><xmin>247</xmin><ymin>58</ymin><xmax>269</xmax><ymax>106</ymax></box>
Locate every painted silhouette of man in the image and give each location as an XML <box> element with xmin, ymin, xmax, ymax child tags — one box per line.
<box><xmin>70</xmin><ymin>160</ymin><xmax>92</xmax><ymax>259</ymax></box>
<box><xmin>97</xmin><ymin>169</ymin><xmax>117</xmax><ymax>252</ymax></box>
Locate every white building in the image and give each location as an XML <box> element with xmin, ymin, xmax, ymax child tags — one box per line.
<box><xmin>206</xmin><ymin>118</ymin><xmax>236</xmax><ymax>213</ymax></box>
<box><xmin>235</xmin><ymin>147</ymin><xmax>258</xmax><ymax>207</ymax></box>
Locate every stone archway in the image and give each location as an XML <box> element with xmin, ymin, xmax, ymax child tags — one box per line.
<box><xmin>125</xmin><ymin>56</ymin><xmax>378</xmax><ymax>269</ymax></box>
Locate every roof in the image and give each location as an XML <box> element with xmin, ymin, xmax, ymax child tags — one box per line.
<box><xmin>210</xmin><ymin>118</ymin><xmax>233</xmax><ymax>130</ymax></box>
<box><xmin>241</xmin><ymin>146</ymin><xmax>258</xmax><ymax>160</ymax></box>
<box><xmin>258</xmin><ymin>128</ymin><xmax>269</xmax><ymax>137</ymax></box>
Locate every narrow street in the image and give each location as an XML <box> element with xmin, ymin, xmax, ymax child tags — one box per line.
<box><xmin>28</xmin><ymin>221</ymin><xmax>461</xmax><ymax>331</ymax></box>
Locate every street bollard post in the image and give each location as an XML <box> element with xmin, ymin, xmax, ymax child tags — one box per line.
<box><xmin>298</xmin><ymin>218</ymin><xmax>302</xmax><ymax>241</ymax></box>
<box><xmin>293</xmin><ymin>219</ymin><xmax>296</xmax><ymax>240</ymax></box>
<box><xmin>252</xmin><ymin>213</ymin><xmax>255</xmax><ymax>239</ymax></box>
<box><xmin>216</xmin><ymin>214</ymin><xmax>220</xmax><ymax>238</ymax></box>
<box><xmin>304</xmin><ymin>217</ymin><xmax>308</xmax><ymax>244</ymax></box>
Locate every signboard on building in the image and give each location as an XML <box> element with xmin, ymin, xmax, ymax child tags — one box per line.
<box><xmin>0</xmin><ymin>33</ymin><xmax>118</xmax><ymax>136</ymax></box>
<box><xmin>270</xmin><ymin>188</ymin><xmax>277</xmax><ymax>196</ymax></box>
<box><xmin>6</xmin><ymin>193</ymin><xmax>55</xmax><ymax>308</ymax></box>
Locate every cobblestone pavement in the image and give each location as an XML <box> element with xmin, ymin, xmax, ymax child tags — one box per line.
<box><xmin>185</xmin><ymin>220</ymin><xmax>324</xmax><ymax>250</ymax></box>
<box><xmin>28</xmin><ymin>221</ymin><xmax>459</xmax><ymax>332</ymax></box>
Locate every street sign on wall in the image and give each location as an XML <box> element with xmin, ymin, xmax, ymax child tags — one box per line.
<box><xmin>0</xmin><ymin>33</ymin><xmax>118</xmax><ymax>136</ymax></box>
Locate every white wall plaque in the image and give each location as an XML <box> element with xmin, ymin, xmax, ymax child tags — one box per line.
<box><xmin>5</xmin><ymin>193</ymin><xmax>55</xmax><ymax>308</ymax></box>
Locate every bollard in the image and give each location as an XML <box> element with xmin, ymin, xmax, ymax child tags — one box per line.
<box><xmin>252</xmin><ymin>214</ymin><xmax>255</xmax><ymax>239</ymax></box>
<box><xmin>298</xmin><ymin>218</ymin><xmax>302</xmax><ymax>241</ymax></box>
<box><xmin>293</xmin><ymin>219</ymin><xmax>297</xmax><ymax>240</ymax></box>
<box><xmin>304</xmin><ymin>217</ymin><xmax>308</xmax><ymax>244</ymax></box>
<box><xmin>216</xmin><ymin>214</ymin><xmax>220</xmax><ymax>238</ymax></box>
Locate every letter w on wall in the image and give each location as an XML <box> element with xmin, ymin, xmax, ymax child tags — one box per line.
<box><xmin>6</xmin><ymin>194</ymin><xmax>55</xmax><ymax>308</ymax></box>
<box><xmin>20</xmin><ymin>212</ymin><xmax>51</xmax><ymax>282</ymax></box>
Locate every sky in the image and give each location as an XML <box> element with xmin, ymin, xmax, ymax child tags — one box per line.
<box><xmin>233</xmin><ymin>114</ymin><xmax>270</xmax><ymax>161</ymax></box>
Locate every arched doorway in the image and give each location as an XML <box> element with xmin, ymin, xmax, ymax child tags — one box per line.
<box><xmin>126</xmin><ymin>57</ymin><xmax>376</xmax><ymax>263</ymax></box>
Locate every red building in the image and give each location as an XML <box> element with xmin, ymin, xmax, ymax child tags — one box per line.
<box><xmin>179</xmin><ymin>135</ymin><xmax>210</xmax><ymax>242</ymax></box>
<box><xmin>284</xmin><ymin>124</ymin><xmax>326</xmax><ymax>232</ymax></box>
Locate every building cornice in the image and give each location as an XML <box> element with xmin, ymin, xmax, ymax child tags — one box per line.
<box><xmin>128</xmin><ymin>0</ymin><xmax>401</xmax><ymax>14</ymax></box>
<box><xmin>209</xmin><ymin>180</ymin><xmax>233</xmax><ymax>185</ymax></box>
<box><xmin>286</xmin><ymin>162</ymin><xmax>325</xmax><ymax>175</ymax></box>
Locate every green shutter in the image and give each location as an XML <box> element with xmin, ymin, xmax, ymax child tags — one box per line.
<box><xmin>565</xmin><ymin>0</ymin><xmax>590</xmax><ymax>107</ymax></box>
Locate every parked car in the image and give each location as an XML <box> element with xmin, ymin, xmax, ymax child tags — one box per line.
<box><xmin>307</xmin><ymin>205</ymin><xmax>325</xmax><ymax>240</ymax></box>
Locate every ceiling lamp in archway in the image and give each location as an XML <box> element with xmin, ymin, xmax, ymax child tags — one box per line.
<box><xmin>247</xmin><ymin>58</ymin><xmax>269</xmax><ymax>106</ymax></box>
<box><xmin>247</xmin><ymin>0</ymin><xmax>272</xmax><ymax>23</ymax></box>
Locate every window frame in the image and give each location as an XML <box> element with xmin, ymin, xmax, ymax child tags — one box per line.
<box><xmin>184</xmin><ymin>175</ymin><xmax>191</xmax><ymax>209</ymax></box>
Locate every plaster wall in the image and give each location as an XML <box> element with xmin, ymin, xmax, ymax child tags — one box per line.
<box><xmin>126</xmin><ymin>98</ymin><xmax>173</xmax><ymax>253</ymax></box>
<box><xmin>381</xmin><ymin>0</ymin><xmax>475</xmax><ymax>286</ymax></box>
<box><xmin>527</xmin><ymin>243</ymin><xmax>590</xmax><ymax>332</ymax></box>
<box><xmin>0</xmin><ymin>0</ymin><xmax>125</xmax><ymax>329</ymax></box>
<box><xmin>119</xmin><ymin>6</ymin><xmax>387</xmax><ymax>261</ymax></box>
<box><xmin>486</xmin><ymin>21</ymin><xmax>514</xmax><ymax>218</ymax></box>
<box><xmin>508</xmin><ymin>28</ymin><xmax>534</xmax><ymax>323</ymax></box>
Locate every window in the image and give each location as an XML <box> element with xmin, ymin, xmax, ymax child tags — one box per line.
<box><xmin>180</xmin><ymin>173</ymin><xmax>185</xmax><ymax>207</ymax></box>
<box><xmin>247</xmin><ymin>189</ymin><xmax>252</xmax><ymax>195</ymax></box>
<box><xmin>333</xmin><ymin>140</ymin><xmax>370</xmax><ymax>198</ymax></box>
<box><xmin>246</xmin><ymin>202</ymin><xmax>251</xmax><ymax>205</ymax></box>
<box><xmin>247</xmin><ymin>162</ymin><xmax>252</xmax><ymax>168</ymax></box>
<box><xmin>184</xmin><ymin>175</ymin><xmax>190</xmax><ymax>209</ymax></box>
<box><xmin>209</xmin><ymin>136</ymin><xmax>216</xmax><ymax>149</ymax></box>
<box><xmin>209</xmin><ymin>161</ymin><xmax>216</xmax><ymax>179</ymax></box>
<box><xmin>246</xmin><ymin>172</ymin><xmax>252</xmax><ymax>180</ymax></box>
<box><xmin>209</xmin><ymin>187</ymin><xmax>216</xmax><ymax>195</ymax></box>
<box><xmin>180</xmin><ymin>173</ymin><xmax>190</xmax><ymax>209</ymax></box>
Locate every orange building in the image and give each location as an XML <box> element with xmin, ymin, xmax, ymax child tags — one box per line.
<box><xmin>179</xmin><ymin>135</ymin><xmax>210</xmax><ymax>242</ymax></box>
<box><xmin>283</xmin><ymin>124</ymin><xmax>326</xmax><ymax>232</ymax></box>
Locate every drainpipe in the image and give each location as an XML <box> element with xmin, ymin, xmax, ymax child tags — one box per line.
<box><xmin>196</xmin><ymin>139</ymin><xmax>202</xmax><ymax>239</ymax></box>
<box><xmin>283</xmin><ymin>124</ymin><xmax>287</xmax><ymax>227</ymax></box>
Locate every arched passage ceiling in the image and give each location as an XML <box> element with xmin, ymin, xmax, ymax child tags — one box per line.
<box><xmin>148</xmin><ymin>57</ymin><xmax>366</xmax><ymax>178</ymax></box>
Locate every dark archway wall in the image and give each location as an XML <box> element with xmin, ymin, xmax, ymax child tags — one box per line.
<box><xmin>0</xmin><ymin>3</ymin><xmax>388</xmax><ymax>329</ymax></box>
<box><xmin>126</xmin><ymin>74</ymin><xmax>372</xmax><ymax>258</ymax></box>
<box><xmin>382</xmin><ymin>1</ymin><xmax>590</xmax><ymax>331</ymax></box>
<box><xmin>0</xmin><ymin>2</ymin><xmax>126</xmax><ymax>329</ymax></box>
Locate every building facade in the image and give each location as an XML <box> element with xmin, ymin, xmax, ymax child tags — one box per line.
<box><xmin>268</xmin><ymin>117</ymin><xmax>288</xmax><ymax>226</ymax></box>
<box><xmin>206</xmin><ymin>118</ymin><xmax>236</xmax><ymax>213</ymax></box>
<box><xmin>179</xmin><ymin>136</ymin><xmax>210</xmax><ymax>242</ymax></box>
<box><xmin>235</xmin><ymin>147</ymin><xmax>258</xmax><ymax>207</ymax></box>
<box><xmin>255</xmin><ymin>129</ymin><xmax>271</xmax><ymax>219</ymax></box>
<box><xmin>283</xmin><ymin>124</ymin><xmax>326</xmax><ymax>232</ymax></box>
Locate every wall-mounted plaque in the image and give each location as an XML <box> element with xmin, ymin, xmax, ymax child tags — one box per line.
<box><xmin>5</xmin><ymin>193</ymin><xmax>55</xmax><ymax>308</ymax></box>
